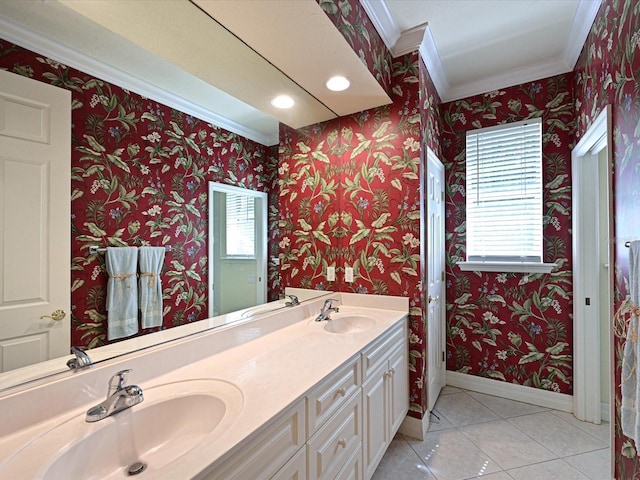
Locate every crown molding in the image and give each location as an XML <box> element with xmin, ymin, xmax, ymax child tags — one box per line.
<box><xmin>418</xmin><ymin>25</ymin><xmax>449</xmax><ymax>101</ymax></box>
<box><xmin>359</xmin><ymin>0</ymin><xmax>399</xmax><ymax>54</ymax></box>
<box><xmin>0</xmin><ymin>16</ymin><xmax>278</xmax><ymax>146</ymax></box>
<box><xmin>359</xmin><ymin>0</ymin><xmax>423</xmax><ymax>57</ymax></box>
<box><xmin>363</xmin><ymin>0</ymin><xmax>600</xmax><ymax>104</ymax></box>
<box><xmin>563</xmin><ymin>0</ymin><xmax>603</xmax><ymax>68</ymax></box>
<box><xmin>443</xmin><ymin>56</ymin><xmax>572</xmax><ymax>102</ymax></box>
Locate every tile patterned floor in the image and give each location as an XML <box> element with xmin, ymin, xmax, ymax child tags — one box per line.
<box><xmin>372</xmin><ymin>387</ymin><xmax>611</xmax><ymax>480</ymax></box>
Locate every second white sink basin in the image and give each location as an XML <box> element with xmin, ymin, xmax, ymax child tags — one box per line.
<box><xmin>1</xmin><ymin>379</ymin><xmax>243</xmax><ymax>479</ymax></box>
<box><xmin>323</xmin><ymin>314</ymin><xmax>377</xmax><ymax>334</ymax></box>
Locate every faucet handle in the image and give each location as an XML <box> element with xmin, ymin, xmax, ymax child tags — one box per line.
<box><xmin>324</xmin><ymin>298</ymin><xmax>340</xmax><ymax>308</ymax></box>
<box><xmin>108</xmin><ymin>369</ymin><xmax>132</xmax><ymax>397</ymax></box>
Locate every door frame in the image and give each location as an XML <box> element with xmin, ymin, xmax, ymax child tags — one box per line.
<box><xmin>207</xmin><ymin>182</ymin><xmax>267</xmax><ymax>317</ymax></box>
<box><xmin>571</xmin><ymin>105</ymin><xmax>613</xmax><ymax>424</ymax></box>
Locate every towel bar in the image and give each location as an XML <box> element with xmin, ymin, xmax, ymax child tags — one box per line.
<box><xmin>89</xmin><ymin>245</ymin><xmax>172</xmax><ymax>255</ymax></box>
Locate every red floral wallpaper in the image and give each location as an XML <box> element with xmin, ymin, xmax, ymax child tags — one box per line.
<box><xmin>573</xmin><ymin>0</ymin><xmax>640</xmax><ymax>476</ymax></box>
<box><xmin>419</xmin><ymin>59</ymin><xmax>443</xmax><ymax>161</ymax></box>
<box><xmin>0</xmin><ymin>39</ymin><xmax>279</xmax><ymax>349</ymax></box>
<box><xmin>279</xmin><ymin>52</ymin><xmax>429</xmax><ymax>418</ymax></box>
<box><xmin>317</xmin><ymin>0</ymin><xmax>393</xmax><ymax>95</ymax></box>
<box><xmin>441</xmin><ymin>74</ymin><xmax>575</xmax><ymax>395</ymax></box>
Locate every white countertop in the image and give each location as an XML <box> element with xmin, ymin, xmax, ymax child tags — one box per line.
<box><xmin>0</xmin><ymin>292</ymin><xmax>408</xmax><ymax>479</ymax></box>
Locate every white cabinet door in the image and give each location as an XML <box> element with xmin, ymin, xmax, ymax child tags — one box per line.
<box><xmin>362</xmin><ymin>323</ymin><xmax>408</xmax><ymax>480</ymax></box>
<box><xmin>0</xmin><ymin>70</ymin><xmax>71</xmax><ymax>372</ymax></box>
<box><xmin>388</xmin><ymin>343</ymin><xmax>408</xmax><ymax>435</ymax></box>
<box><xmin>201</xmin><ymin>400</ymin><xmax>305</xmax><ymax>480</ymax></box>
<box><xmin>362</xmin><ymin>362</ymin><xmax>389</xmax><ymax>480</ymax></box>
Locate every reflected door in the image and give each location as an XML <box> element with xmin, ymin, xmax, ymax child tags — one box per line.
<box><xmin>0</xmin><ymin>70</ymin><xmax>71</xmax><ymax>372</ymax></box>
<box><xmin>427</xmin><ymin>148</ymin><xmax>445</xmax><ymax>411</ymax></box>
<box><xmin>208</xmin><ymin>183</ymin><xmax>267</xmax><ymax>317</ymax></box>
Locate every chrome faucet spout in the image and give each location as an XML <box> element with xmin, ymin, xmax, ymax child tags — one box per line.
<box><xmin>86</xmin><ymin>369</ymin><xmax>143</xmax><ymax>422</ymax></box>
<box><xmin>284</xmin><ymin>294</ymin><xmax>300</xmax><ymax>307</ymax></box>
<box><xmin>315</xmin><ymin>298</ymin><xmax>340</xmax><ymax>322</ymax></box>
<box><xmin>67</xmin><ymin>346</ymin><xmax>93</xmax><ymax>370</ymax></box>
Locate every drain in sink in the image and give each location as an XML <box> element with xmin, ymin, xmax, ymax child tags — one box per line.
<box><xmin>127</xmin><ymin>462</ymin><xmax>147</xmax><ymax>476</ymax></box>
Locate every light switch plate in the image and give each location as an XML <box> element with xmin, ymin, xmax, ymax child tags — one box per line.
<box><xmin>327</xmin><ymin>266</ymin><xmax>335</xmax><ymax>281</ymax></box>
<box><xmin>345</xmin><ymin>267</ymin><xmax>354</xmax><ymax>282</ymax></box>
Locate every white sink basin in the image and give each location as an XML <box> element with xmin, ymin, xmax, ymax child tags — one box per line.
<box><xmin>323</xmin><ymin>314</ymin><xmax>377</xmax><ymax>334</ymax></box>
<box><xmin>1</xmin><ymin>379</ymin><xmax>243</xmax><ymax>479</ymax></box>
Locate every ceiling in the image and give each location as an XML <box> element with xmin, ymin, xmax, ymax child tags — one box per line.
<box><xmin>0</xmin><ymin>0</ymin><xmax>602</xmax><ymax>145</ymax></box>
<box><xmin>362</xmin><ymin>0</ymin><xmax>602</xmax><ymax>101</ymax></box>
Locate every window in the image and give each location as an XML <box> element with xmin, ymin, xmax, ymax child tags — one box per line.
<box><xmin>459</xmin><ymin>117</ymin><xmax>554</xmax><ymax>273</ymax></box>
<box><xmin>225</xmin><ymin>192</ymin><xmax>256</xmax><ymax>257</ymax></box>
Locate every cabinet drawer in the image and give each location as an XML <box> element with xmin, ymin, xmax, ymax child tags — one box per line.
<box><xmin>336</xmin><ymin>445</ymin><xmax>362</xmax><ymax>480</ymax></box>
<box><xmin>202</xmin><ymin>400</ymin><xmax>305</xmax><ymax>480</ymax></box>
<box><xmin>307</xmin><ymin>355</ymin><xmax>361</xmax><ymax>435</ymax></box>
<box><xmin>361</xmin><ymin>323</ymin><xmax>405</xmax><ymax>381</ymax></box>
<box><xmin>271</xmin><ymin>446</ymin><xmax>306</xmax><ymax>480</ymax></box>
<box><xmin>307</xmin><ymin>390</ymin><xmax>362</xmax><ymax>480</ymax></box>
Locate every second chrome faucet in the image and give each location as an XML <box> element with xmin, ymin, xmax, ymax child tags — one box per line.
<box><xmin>86</xmin><ymin>369</ymin><xmax>143</xmax><ymax>422</ymax></box>
<box><xmin>315</xmin><ymin>298</ymin><xmax>340</xmax><ymax>322</ymax></box>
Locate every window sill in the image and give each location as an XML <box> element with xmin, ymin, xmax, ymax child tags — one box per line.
<box><xmin>456</xmin><ymin>261</ymin><xmax>556</xmax><ymax>274</ymax></box>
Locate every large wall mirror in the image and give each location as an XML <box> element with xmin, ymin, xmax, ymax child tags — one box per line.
<box><xmin>0</xmin><ymin>69</ymin><xmax>329</xmax><ymax>394</ymax></box>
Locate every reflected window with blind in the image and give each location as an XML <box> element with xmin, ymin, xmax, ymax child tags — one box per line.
<box><xmin>465</xmin><ymin>118</ymin><xmax>543</xmax><ymax>263</ymax></box>
<box><xmin>225</xmin><ymin>192</ymin><xmax>256</xmax><ymax>258</ymax></box>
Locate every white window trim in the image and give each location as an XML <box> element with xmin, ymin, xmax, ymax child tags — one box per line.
<box><xmin>457</xmin><ymin>260</ymin><xmax>556</xmax><ymax>273</ymax></box>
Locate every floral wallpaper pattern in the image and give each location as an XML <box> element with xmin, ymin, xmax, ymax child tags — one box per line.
<box><xmin>278</xmin><ymin>52</ymin><xmax>429</xmax><ymax>417</ymax></box>
<box><xmin>441</xmin><ymin>74</ymin><xmax>575</xmax><ymax>395</ymax></box>
<box><xmin>419</xmin><ymin>59</ymin><xmax>443</xmax><ymax>161</ymax></box>
<box><xmin>573</xmin><ymin>0</ymin><xmax>640</xmax><ymax>476</ymax></box>
<box><xmin>0</xmin><ymin>39</ymin><xmax>279</xmax><ymax>349</ymax></box>
<box><xmin>317</xmin><ymin>0</ymin><xmax>393</xmax><ymax>95</ymax></box>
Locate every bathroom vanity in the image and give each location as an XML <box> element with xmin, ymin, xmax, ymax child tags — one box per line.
<box><xmin>0</xmin><ymin>292</ymin><xmax>408</xmax><ymax>479</ymax></box>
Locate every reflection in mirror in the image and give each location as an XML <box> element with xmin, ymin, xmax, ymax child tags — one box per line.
<box><xmin>0</xmin><ymin>23</ymin><xmax>330</xmax><ymax>396</ymax></box>
<box><xmin>208</xmin><ymin>183</ymin><xmax>267</xmax><ymax>317</ymax></box>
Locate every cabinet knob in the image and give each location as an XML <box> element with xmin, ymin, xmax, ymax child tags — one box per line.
<box><xmin>336</xmin><ymin>387</ymin><xmax>346</xmax><ymax>397</ymax></box>
<box><xmin>428</xmin><ymin>295</ymin><xmax>439</xmax><ymax>304</ymax></box>
<box><xmin>337</xmin><ymin>439</ymin><xmax>347</xmax><ymax>448</ymax></box>
<box><xmin>389</xmin><ymin>367</ymin><xmax>395</xmax><ymax>376</ymax></box>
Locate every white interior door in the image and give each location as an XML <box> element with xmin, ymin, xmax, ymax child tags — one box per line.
<box><xmin>427</xmin><ymin>147</ymin><xmax>446</xmax><ymax>412</ymax></box>
<box><xmin>0</xmin><ymin>70</ymin><xmax>71</xmax><ymax>372</ymax></box>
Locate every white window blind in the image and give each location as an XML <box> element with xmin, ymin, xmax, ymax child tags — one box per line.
<box><xmin>465</xmin><ymin>118</ymin><xmax>543</xmax><ymax>263</ymax></box>
<box><xmin>225</xmin><ymin>192</ymin><xmax>256</xmax><ymax>257</ymax></box>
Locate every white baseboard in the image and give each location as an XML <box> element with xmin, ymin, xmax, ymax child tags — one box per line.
<box><xmin>398</xmin><ymin>414</ymin><xmax>430</xmax><ymax>441</ymax></box>
<box><xmin>446</xmin><ymin>371</ymin><xmax>574</xmax><ymax>413</ymax></box>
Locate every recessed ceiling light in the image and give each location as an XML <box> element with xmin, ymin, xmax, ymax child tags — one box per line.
<box><xmin>271</xmin><ymin>95</ymin><xmax>294</xmax><ymax>109</ymax></box>
<box><xmin>326</xmin><ymin>76</ymin><xmax>350</xmax><ymax>91</ymax></box>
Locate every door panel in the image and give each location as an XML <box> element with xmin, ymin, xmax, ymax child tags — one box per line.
<box><xmin>0</xmin><ymin>70</ymin><xmax>71</xmax><ymax>372</ymax></box>
<box><xmin>427</xmin><ymin>148</ymin><xmax>445</xmax><ymax>412</ymax></box>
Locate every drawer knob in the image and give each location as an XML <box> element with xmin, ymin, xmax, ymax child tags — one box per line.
<box><xmin>336</xmin><ymin>387</ymin><xmax>346</xmax><ymax>397</ymax></box>
<box><xmin>337</xmin><ymin>439</ymin><xmax>347</xmax><ymax>448</ymax></box>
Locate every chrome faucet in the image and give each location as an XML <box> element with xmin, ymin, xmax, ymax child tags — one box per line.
<box><xmin>86</xmin><ymin>369</ymin><xmax>144</xmax><ymax>422</ymax></box>
<box><xmin>284</xmin><ymin>294</ymin><xmax>300</xmax><ymax>307</ymax></box>
<box><xmin>67</xmin><ymin>346</ymin><xmax>93</xmax><ymax>370</ymax></box>
<box><xmin>315</xmin><ymin>298</ymin><xmax>340</xmax><ymax>322</ymax></box>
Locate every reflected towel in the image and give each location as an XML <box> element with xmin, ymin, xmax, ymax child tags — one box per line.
<box><xmin>106</xmin><ymin>246</ymin><xmax>138</xmax><ymax>340</ymax></box>
<box><xmin>138</xmin><ymin>246</ymin><xmax>165</xmax><ymax>329</ymax></box>
<box><xmin>622</xmin><ymin>240</ymin><xmax>640</xmax><ymax>452</ymax></box>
